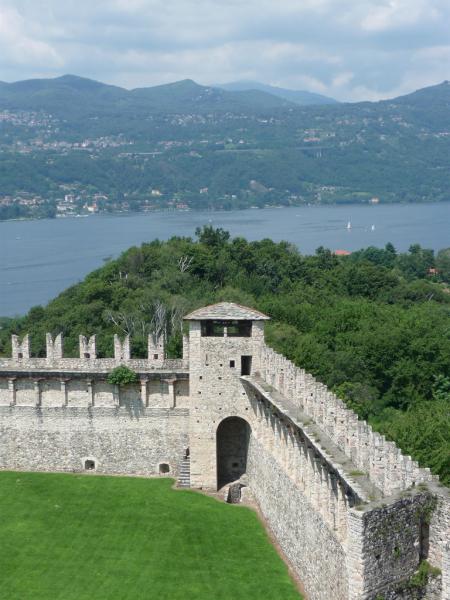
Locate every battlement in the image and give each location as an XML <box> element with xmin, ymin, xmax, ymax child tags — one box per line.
<box><xmin>259</xmin><ymin>344</ymin><xmax>437</xmax><ymax>497</ymax></box>
<box><xmin>2</xmin><ymin>332</ymin><xmax>187</xmax><ymax>372</ymax></box>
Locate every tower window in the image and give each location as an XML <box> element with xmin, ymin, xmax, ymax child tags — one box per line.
<box><xmin>229</xmin><ymin>360</ymin><xmax>235</xmax><ymax>368</ymax></box>
<box><xmin>84</xmin><ymin>459</ymin><xmax>95</xmax><ymax>470</ymax></box>
<box><xmin>201</xmin><ymin>320</ymin><xmax>252</xmax><ymax>337</ymax></box>
<box><xmin>201</xmin><ymin>321</ymin><xmax>225</xmax><ymax>337</ymax></box>
<box><xmin>227</xmin><ymin>321</ymin><xmax>252</xmax><ymax>337</ymax></box>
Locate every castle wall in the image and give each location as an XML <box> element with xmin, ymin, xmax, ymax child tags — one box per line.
<box><xmin>244</xmin><ymin>377</ymin><xmax>448</xmax><ymax>600</ymax></box>
<box><xmin>247</xmin><ymin>432</ymin><xmax>349</xmax><ymax>600</ymax></box>
<box><xmin>0</xmin><ymin>379</ymin><xmax>189</xmax><ymax>478</ymax></box>
<box><xmin>376</xmin><ymin>577</ymin><xmax>441</xmax><ymax>600</ymax></box>
<box><xmin>428</xmin><ymin>492</ymin><xmax>450</xmax><ymax>599</ymax></box>
<box><xmin>347</xmin><ymin>493</ymin><xmax>443</xmax><ymax>600</ymax></box>
<box><xmin>0</xmin><ymin>357</ymin><xmax>187</xmax><ymax>371</ymax></box>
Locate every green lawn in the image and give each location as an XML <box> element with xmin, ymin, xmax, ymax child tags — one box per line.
<box><xmin>0</xmin><ymin>472</ymin><xmax>302</xmax><ymax>600</ymax></box>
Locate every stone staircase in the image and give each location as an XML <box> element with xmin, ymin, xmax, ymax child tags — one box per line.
<box><xmin>178</xmin><ymin>454</ymin><xmax>190</xmax><ymax>488</ymax></box>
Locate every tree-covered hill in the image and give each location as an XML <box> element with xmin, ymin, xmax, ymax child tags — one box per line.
<box><xmin>1</xmin><ymin>229</ymin><xmax>449</xmax><ymax>484</ymax></box>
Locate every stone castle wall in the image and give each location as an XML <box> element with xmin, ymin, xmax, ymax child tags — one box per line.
<box><xmin>0</xmin><ymin>405</ymin><xmax>189</xmax><ymax>477</ymax></box>
<box><xmin>257</xmin><ymin>344</ymin><xmax>448</xmax><ymax>599</ymax></box>
<box><xmin>242</xmin><ymin>372</ymin><xmax>447</xmax><ymax>600</ymax></box>
<box><xmin>346</xmin><ymin>495</ymin><xmax>444</xmax><ymax>600</ymax></box>
<box><xmin>1</xmin><ymin>331</ymin><xmax>186</xmax><ymax>372</ymax></box>
<box><xmin>247</xmin><ymin>432</ymin><xmax>350</xmax><ymax>600</ymax></box>
<box><xmin>0</xmin><ymin>367</ymin><xmax>190</xmax><ymax>478</ymax></box>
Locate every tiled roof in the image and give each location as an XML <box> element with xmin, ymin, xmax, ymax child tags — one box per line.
<box><xmin>184</xmin><ymin>302</ymin><xmax>270</xmax><ymax>321</ymax></box>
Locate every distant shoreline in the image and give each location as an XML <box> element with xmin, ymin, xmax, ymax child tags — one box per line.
<box><xmin>2</xmin><ymin>198</ymin><xmax>450</xmax><ymax>224</ymax></box>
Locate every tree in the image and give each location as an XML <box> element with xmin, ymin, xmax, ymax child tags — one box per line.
<box><xmin>195</xmin><ymin>225</ymin><xmax>230</xmax><ymax>247</ymax></box>
<box><xmin>396</xmin><ymin>244</ymin><xmax>434</xmax><ymax>279</ymax></box>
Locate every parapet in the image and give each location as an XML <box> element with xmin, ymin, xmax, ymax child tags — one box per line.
<box><xmin>0</xmin><ymin>333</ymin><xmax>187</xmax><ymax>372</ymax></box>
<box><xmin>260</xmin><ymin>343</ymin><xmax>437</xmax><ymax>498</ymax></box>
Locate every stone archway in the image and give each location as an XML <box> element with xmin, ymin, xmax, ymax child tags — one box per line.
<box><xmin>216</xmin><ymin>417</ymin><xmax>251</xmax><ymax>489</ymax></box>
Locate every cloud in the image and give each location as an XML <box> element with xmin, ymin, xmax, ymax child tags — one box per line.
<box><xmin>0</xmin><ymin>0</ymin><xmax>448</xmax><ymax>100</ymax></box>
<box><xmin>359</xmin><ymin>0</ymin><xmax>440</xmax><ymax>33</ymax></box>
<box><xmin>0</xmin><ymin>6</ymin><xmax>62</xmax><ymax>71</ymax></box>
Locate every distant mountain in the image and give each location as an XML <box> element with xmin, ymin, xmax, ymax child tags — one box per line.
<box><xmin>216</xmin><ymin>80</ymin><xmax>338</xmax><ymax>105</ymax></box>
<box><xmin>0</xmin><ymin>75</ymin><xmax>295</xmax><ymax>118</ymax></box>
<box><xmin>1</xmin><ymin>74</ymin><xmax>450</xmax><ymax>214</ymax></box>
<box><xmin>392</xmin><ymin>80</ymin><xmax>450</xmax><ymax>105</ymax></box>
<box><xmin>130</xmin><ymin>78</ymin><xmax>297</xmax><ymax>112</ymax></box>
<box><xmin>382</xmin><ymin>80</ymin><xmax>450</xmax><ymax>128</ymax></box>
<box><xmin>0</xmin><ymin>74</ymin><xmax>127</xmax><ymax>116</ymax></box>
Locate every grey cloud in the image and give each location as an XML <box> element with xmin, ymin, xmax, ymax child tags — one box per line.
<box><xmin>1</xmin><ymin>0</ymin><xmax>449</xmax><ymax>100</ymax></box>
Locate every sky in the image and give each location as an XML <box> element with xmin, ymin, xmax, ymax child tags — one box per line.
<box><xmin>0</xmin><ymin>0</ymin><xmax>449</xmax><ymax>102</ymax></box>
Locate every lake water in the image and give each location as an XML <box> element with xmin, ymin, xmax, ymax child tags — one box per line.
<box><xmin>1</xmin><ymin>203</ymin><xmax>449</xmax><ymax>317</ymax></box>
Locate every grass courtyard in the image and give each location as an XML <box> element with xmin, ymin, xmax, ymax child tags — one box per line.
<box><xmin>0</xmin><ymin>472</ymin><xmax>302</xmax><ymax>600</ymax></box>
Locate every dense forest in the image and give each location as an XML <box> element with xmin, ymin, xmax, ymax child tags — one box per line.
<box><xmin>0</xmin><ymin>228</ymin><xmax>449</xmax><ymax>484</ymax></box>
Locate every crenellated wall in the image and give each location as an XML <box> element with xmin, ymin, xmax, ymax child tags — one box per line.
<box><xmin>2</xmin><ymin>332</ymin><xmax>186</xmax><ymax>372</ymax></box>
<box><xmin>242</xmin><ymin>371</ymin><xmax>448</xmax><ymax>600</ymax></box>
<box><xmin>255</xmin><ymin>343</ymin><xmax>448</xmax><ymax>600</ymax></box>
<box><xmin>260</xmin><ymin>345</ymin><xmax>436</xmax><ymax>497</ymax></box>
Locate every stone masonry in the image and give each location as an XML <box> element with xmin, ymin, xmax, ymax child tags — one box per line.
<box><xmin>0</xmin><ymin>302</ymin><xmax>448</xmax><ymax>600</ymax></box>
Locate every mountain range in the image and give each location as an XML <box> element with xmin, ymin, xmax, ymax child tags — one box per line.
<box><xmin>0</xmin><ymin>75</ymin><xmax>301</xmax><ymax>117</ymax></box>
<box><xmin>0</xmin><ymin>73</ymin><xmax>448</xmax><ymax>123</ymax></box>
<box><xmin>0</xmin><ymin>74</ymin><xmax>449</xmax><ymax>215</ymax></box>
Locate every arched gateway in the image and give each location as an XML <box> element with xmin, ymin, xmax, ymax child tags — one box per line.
<box><xmin>216</xmin><ymin>417</ymin><xmax>250</xmax><ymax>488</ymax></box>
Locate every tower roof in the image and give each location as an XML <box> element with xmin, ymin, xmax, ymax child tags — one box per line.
<box><xmin>184</xmin><ymin>302</ymin><xmax>270</xmax><ymax>321</ymax></box>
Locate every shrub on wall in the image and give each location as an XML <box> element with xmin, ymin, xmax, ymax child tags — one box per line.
<box><xmin>107</xmin><ymin>366</ymin><xmax>139</xmax><ymax>386</ymax></box>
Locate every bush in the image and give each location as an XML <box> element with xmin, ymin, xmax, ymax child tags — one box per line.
<box><xmin>408</xmin><ymin>561</ymin><xmax>441</xmax><ymax>589</ymax></box>
<box><xmin>107</xmin><ymin>366</ymin><xmax>138</xmax><ymax>386</ymax></box>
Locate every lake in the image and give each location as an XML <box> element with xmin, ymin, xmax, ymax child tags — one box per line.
<box><xmin>1</xmin><ymin>202</ymin><xmax>449</xmax><ymax>317</ymax></box>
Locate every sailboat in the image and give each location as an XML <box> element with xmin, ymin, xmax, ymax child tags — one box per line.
<box><xmin>347</xmin><ymin>221</ymin><xmax>351</xmax><ymax>230</ymax></box>
<box><xmin>371</xmin><ymin>224</ymin><xmax>375</xmax><ymax>231</ymax></box>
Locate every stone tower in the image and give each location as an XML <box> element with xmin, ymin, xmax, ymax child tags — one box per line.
<box><xmin>184</xmin><ymin>302</ymin><xmax>269</xmax><ymax>489</ymax></box>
